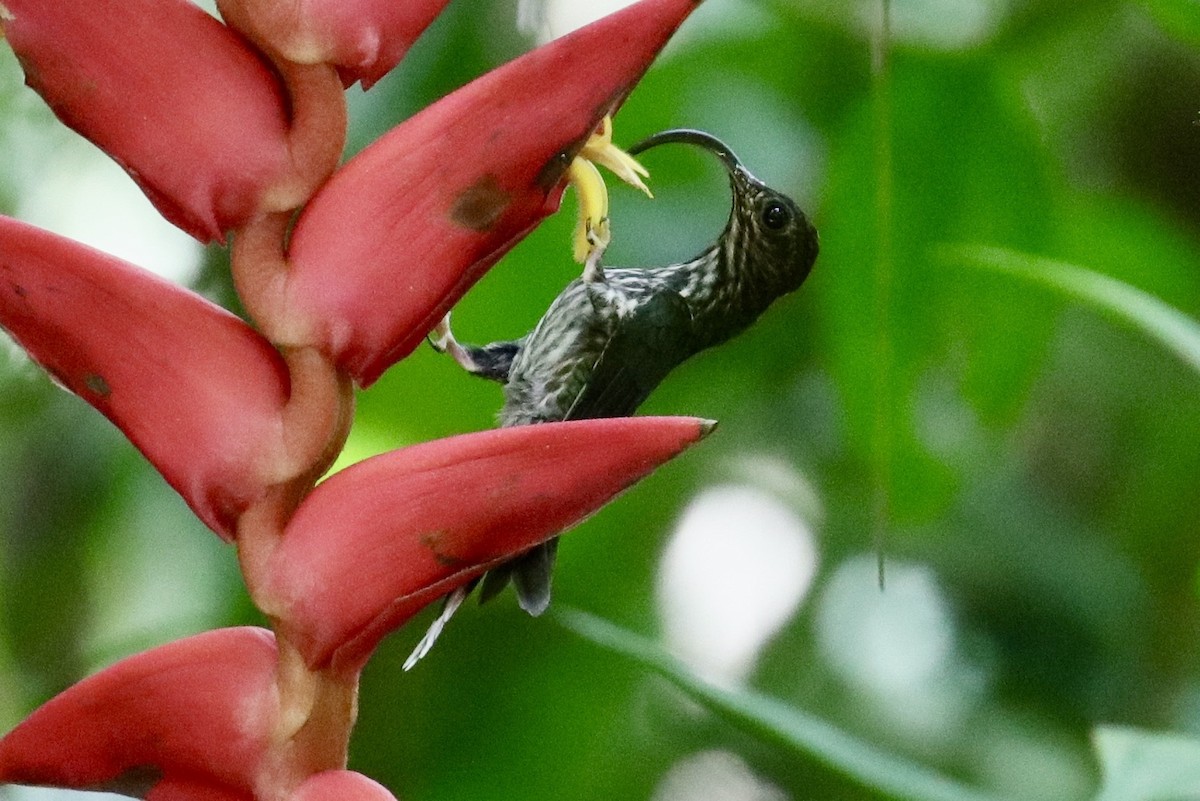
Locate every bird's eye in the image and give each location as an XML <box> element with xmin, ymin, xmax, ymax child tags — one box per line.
<box><xmin>761</xmin><ymin>201</ymin><xmax>790</xmax><ymax>230</ymax></box>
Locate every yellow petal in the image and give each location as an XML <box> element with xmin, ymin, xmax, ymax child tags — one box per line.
<box><xmin>580</xmin><ymin>115</ymin><xmax>653</xmax><ymax>198</ymax></box>
<box><xmin>566</xmin><ymin>115</ymin><xmax>652</xmax><ymax>264</ymax></box>
<box><xmin>568</xmin><ymin>156</ymin><xmax>610</xmax><ymax>263</ymax></box>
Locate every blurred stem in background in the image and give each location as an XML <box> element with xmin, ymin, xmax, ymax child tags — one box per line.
<box><xmin>871</xmin><ymin>0</ymin><xmax>895</xmax><ymax>587</ymax></box>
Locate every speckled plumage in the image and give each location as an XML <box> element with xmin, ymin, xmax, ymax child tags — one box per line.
<box><xmin>404</xmin><ymin>130</ymin><xmax>819</xmax><ymax>669</ymax></box>
<box><xmin>501</xmin><ymin>162</ymin><xmax>819</xmax><ymax>423</ymax></box>
<box><xmin>500</xmin><ymin>267</ymin><xmax>690</xmax><ymax>426</ymax></box>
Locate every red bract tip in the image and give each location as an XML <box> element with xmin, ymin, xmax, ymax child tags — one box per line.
<box><xmin>290</xmin><ymin>771</ymin><xmax>398</xmax><ymax>801</ymax></box>
<box><xmin>0</xmin><ymin>0</ymin><xmax>293</xmax><ymax>242</ymax></box>
<box><xmin>264</xmin><ymin>416</ymin><xmax>714</xmax><ymax>674</ymax></box>
<box><xmin>216</xmin><ymin>0</ymin><xmax>452</xmax><ymax>89</ymax></box>
<box><xmin>0</xmin><ymin>217</ymin><xmax>291</xmax><ymax>540</ymax></box>
<box><xmin>285</xmin><ymin>0</ymin><xmax>703</xmax><ymax>386</ymax></box>
<box><xmin>0</xmin><ymin>628</ymin><xmax>278</xmax><ymax>799</ymax></box>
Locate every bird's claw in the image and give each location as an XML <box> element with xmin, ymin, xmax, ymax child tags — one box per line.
<box><xmin>428</xmin><ymin>312</ymin><xmax>481</xmax><ymax>373</ymax></box>
<box><xmin>427</xmin><ymin>313</ymin><xmax>453</xmax><ymax>353</ymax></box>
<box><xmin>568</xmin><ymin>115</ymin><xmax>652</xmax><ymax>281</ymax></box>
<box><xmin>581</xmin><ymin>219</ymin><xmax>609</xmax><ymax>283</ymax></box>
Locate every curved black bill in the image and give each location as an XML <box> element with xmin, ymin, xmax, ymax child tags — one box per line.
<box><xmin>627</xmin><ymin>128</ymin><xmax>744</xmax><ymax>174</ymax></box>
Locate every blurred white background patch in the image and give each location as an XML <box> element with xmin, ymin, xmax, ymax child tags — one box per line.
<box><xmin>6</xmin><ymin>788</ymin><xmax>125</xmax><ymax>801</ymax></box>
<box><xmin>15</xmin><ymin>134</ymin><xmax>202</xmax><ymax>286</ymax></box>
<box><xmin>519</xmin><ymin>0</ymin><xmax>771</xmax><ymax>49</ymax></box>
<box><xmin>0</xmin><ymin>117</ymin><xmax>203</xmax><ymax>372</ymax></box>
<box><xmin>519</xmin><ymin>0</ymin><xmax>639</xmax><ymax>40</ymax></box>
<box><xmin>652</xmin><ymin>749</ymin><xmax>789</xmax><ymax>801</ymax></box>
<box><xmin>656</xmin><ymin>469</ymin><xmax>818</xmax><ymax>685</ymax></box>
<box><xmin>814</xmin><ymin>555</ymin><xmax>989</xmax><ymax>743</ymax></box>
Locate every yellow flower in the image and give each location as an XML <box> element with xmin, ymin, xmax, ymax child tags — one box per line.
<box><xmin>568</xmin><ymin>115</ymin><xmax>652</xmax><ymax>264</ymax></box>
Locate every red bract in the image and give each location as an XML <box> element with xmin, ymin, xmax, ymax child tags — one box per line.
<box><xmin>265</xmin><ymin>417</ymin><xmax>714</xmax><ymax>674</ymax></box>
<box><xmin>0</xmin><ymin>0</ymin><xmax>293</xmax><ymax>242</ymax></box>
<box><xmin>0</xmin><ymin>628</ymin><xmax>278</xmax><ymax>798</ymax></box>
<box><xmin>216</xmin><ymin>0</ymin><xmax>453</xmax><ymax>89</ymax></box>
<box><xmin>290</xmin><ymin>771</ymin><xmax>399</xmax><ymax>801</ymax></box>
<box><xmin>148</xmin><ymin>778</ymin><xmax>253</xmax><ymax>801</ymax></box>
<box><xmin>0</xmin><ymin>216</ymin><xmax>291</xmax><ymax>540</ymax></box>
<box><xmin>284</xmin><ymin>0</ymin><xmax>702</xmax><ymax>386</ymax></box>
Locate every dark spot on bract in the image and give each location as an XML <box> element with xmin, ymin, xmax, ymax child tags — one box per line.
<box><xmin>421</xmin><ymin>531</ymin><xmax>465</xmax><ymax>567</ymax></box>
<box><xmin>1</xmin><ymin>263</ymin><xmax>24</xmax><ymax>297</ymax></box>
<box><xmin>95</xmin><ymin>765</ymin><xmax>162</xmax><ymax>798</ymax></box>
<box><xmin>85</xmin><ymin>373</ymin><xmax>111</xmax><ymax>397</ymax></box>
<box><xmin>536</xmin><ymin>150</ymin><xmax>575</xmax><ymax>192</ymax></box>
<box><xmin>450</xmin><ymin>176</ymin><xmax>511</xmax><ymax>232</ymax></box>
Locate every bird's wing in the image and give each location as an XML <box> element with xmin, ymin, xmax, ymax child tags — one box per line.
<box><xmin>504</xmin><ymin>289</ymin><xmax>692</xmax><ymax>615</ymax></box>
<box><xmin>564</xmin><ymin>287</ymin><xmax>695</xmax><ymax>420</ymax></box>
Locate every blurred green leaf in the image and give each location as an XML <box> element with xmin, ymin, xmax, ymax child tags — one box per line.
<box><xmin>818</xmin><ymin>52</ymin><xmax>1057</xmax><ymax>523</ymax></box>
<box><xmin>1091</xmin><ymin>726</ymin><xmax>1200</xmax><ymax>801</ymax></box>
<box><xmin>555</xmin><ymin>607</ymin><xmax>1011</xmax><ymax>801</ymax></box>
<box><xmin>939</xmin><ymin>244</ymin><xmax>1200</xmax><ymax>377</ymax></box>
<box><xmin>1134</xmin><ymin>0</ymin><xmax>1200</xmax><ymax>44</ymax></box>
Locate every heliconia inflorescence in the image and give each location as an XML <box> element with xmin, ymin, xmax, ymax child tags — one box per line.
<box><xmin>0</xmin><ymin>1</ymin><xmax>708</xmax><ymax>799</ymax></box>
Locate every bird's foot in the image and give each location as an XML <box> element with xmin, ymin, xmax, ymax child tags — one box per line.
<box><xmin>568</xmin><ymin>115</ymin><xmax>651</xmax><ymax>270</ymax></box>
<box><xmin>581</xmin><ymin>219</ymin><xmax>609</xmax><ymax>284</ymax></box>
<box><xmin>427</xmin><ymin>312</ymin><xmax>481</xmax><ymax>373</ymax></box>
<box><xmin>427</xmin><ymin>313</ymin><xmax>453</xmax><ymax>352</ymax></box>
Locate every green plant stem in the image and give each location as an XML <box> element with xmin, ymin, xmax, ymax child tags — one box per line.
<box><xmin>554</xmin><ymin>607</ymin><xmax>1016</xmax><ymax>801</ymax></box>
<box><xmin>870</xmin><ymin>0</ymin><xmax>894</xmax><ymax>587</ymax></box>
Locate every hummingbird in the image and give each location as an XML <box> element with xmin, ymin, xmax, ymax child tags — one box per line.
<box><xmin>403</xmin><ymin>129</ymin><xmax>819</xmax><ymax>668</ymax></box>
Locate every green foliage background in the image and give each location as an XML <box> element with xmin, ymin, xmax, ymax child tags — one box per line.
<box><xmin>3</xmin><ymin>1</ymin><xmax>1200</xmax><ymax>799</ymax></box>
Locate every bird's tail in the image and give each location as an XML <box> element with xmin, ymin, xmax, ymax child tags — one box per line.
<box><xmin>401</xmin><ymin>539</ymin><xmax>559</xmax><ymax>670</ymax></box>
<box><xmin>402</xmin><ymin>582</ymin><xmax>473</xmax><ymax>670</ymax></box>
<box><xmin>511</xmin><ymin>538</ymin><xmax>559</xmax><ymax>616</ymax></box>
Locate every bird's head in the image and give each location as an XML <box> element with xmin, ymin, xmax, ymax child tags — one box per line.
<box><xmin>629</xmin><ymin>129</ymin><xmax>819</xmax><ymax>296</ymax></box>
